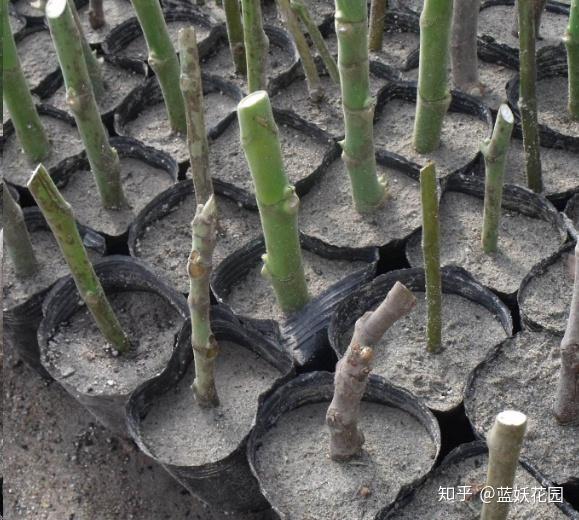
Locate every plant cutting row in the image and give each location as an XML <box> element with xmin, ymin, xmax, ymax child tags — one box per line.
<box><xmin>3</xmin><ymin>0</ymin><xmax>577</xmax><ymax>517</ymax></box>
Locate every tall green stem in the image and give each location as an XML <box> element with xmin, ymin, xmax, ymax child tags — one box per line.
<box><xmin>412</xmin><ymin>0</ymin><xmax>453</xmax><ymax>153</ymax></box>
<box><xmin>481</xmin><ymin>410</ymin><xmax>528</xmax><ymax>520</ymax></box>
<box><xmin>278</xmin><ymin>0</ymin><xmax>322</xmax><ymax>100</ymax></box>
<box><xmin>2</xmin><ymin>0</ymin><xmax>50</xmax><ymax>163</ymax></box>
<box><xmin>223</xmin><ymin>0</ymin><xmax>246</xmax><ymax>75</ymax></box>
<box><xmin>28</xmin><ymin>165</ymin><xmax>131</xmax><ymax>353</ymax></box>
<box><xmin>3</xmin><ymin>182</ymin><xmax>39</xmax><ymax>278</ymax></box>
<box><xmin>517</xmin><ymin>0</ymin><xmax>543</xmax><ymax>193</ymax></box>
<box><xmin>241</xmin><ymin>0</ymin><xmax>269</xmax><ymax>92</ymax></box>
<box><xmin>131</xmin><ymin>0</ymin><xmax>187</xmax><ymax>133</ymax></box>
<box><xmin>69</xmin><ymin>0</ymin><xmax>105</xmax><ymax>100</ymax></box>
<box><xmin>368</xmin><ymin>0</ymin><xmax>387</xmax><ymax>52</ymax></box>
<box><xmin>481</xmin><ymin>104</ymin><xmax>514</xmax><ymax>254</ymax></box>
<box><xmin>238</xmin><ymin>91</ymin><xmax>310</xmax><ymax>314</ymax></box>
<box><xmin>179</xmin><ymin>28</ymin><xmax>213</xmax><ymax>206</ymax></box>
<box><xmin>291</xmin><ymin>0</ymin><xmax>339</xmax><ymax>83</ymax></box>
<box><xmin>512</xmin><ymin>0</ymin><xmax>548</xmax><ymax>39</ymax></box>
<box><xmin>335</xmin><ymin>0</ymin><xmax>387</xmax><ymax>213</ymax></box>
<box><xmin>46</xmin><ymin>0</ymin><xmax>128</xmax><ymax>210</ymax></box>
<box><xmin>566</xmin><ymin>0</ymin><xmax>579</xmax><ymax>120</ymax></box>
<box><xmin>420</xmin><ymin>162</ymin><xmax>442</xmax><ymax>354</ymax></box>
<box><xmin>188</xmin><ymin>196</ymin><xmax>219</xmax><ymax>408</ymax></box>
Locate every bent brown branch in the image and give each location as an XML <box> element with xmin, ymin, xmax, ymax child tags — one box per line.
<box><xmin>326</xmin><ymin>282</ymin><xmax>416</xmax><ymax>461</ymax></box>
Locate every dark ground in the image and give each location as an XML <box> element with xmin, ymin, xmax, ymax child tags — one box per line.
<box><xmin>2</xmin><ymin>347</ymin><xmax>215</xmax><ymax>520</ymax></box>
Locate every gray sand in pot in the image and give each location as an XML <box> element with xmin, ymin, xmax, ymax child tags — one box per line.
<box><xmin>122</xmin><ymin>90</ymin><xmax>237</xmax><ymax>164</ymax></box>
<box><xmin>9</xmin><ymin>12</ymin><xmax>25</xmax><ymax>34</ymax></box>
<box><xmin>77</xmin><ymin>0</ymin><xmax>134</xmax><ymax>44</ymax></box>
<box><xmin>339</xmin><ymin>292</ymin><xmax>509</xmax><ymax>412</ymax></box>
<box><xmin>271</xmin><ymin>71</ymin><xmax>386</xmax><ymax>138</ymax></box>
<box><xmin>465</xmin><ymin>331</ymin><xmax>579</xmax><ymax>484</ymax></box>
<box><xmin>478</xmin><ymin>4</ymin><xmax>568</xmax><ymax>52</ymax></box>
<box><xmin>406</xmin><ymin>191</ymin><xmax>565</xmax><ymax>295</ymax></box>
<box><xmin>117</xmin><ymin>19</ymin><xmax>211</xmax><ymax>61</ymax></box>
<box><xmin>325</xmin><ymin>30</ymin><xmax>419</xmax><ymax>74</ymax></box>
<box><xmin>1</xmin><ymin>114</ymin><xmax>84</xmax><ymax>187</ymax></box>
<box><xmin>17</xmin><ymin>30</ymin><xmax>59</xmax><ymax>91</ymax></box>
<box><xmin>208</xmin><ymin>118</ymin><xmax>330</xmax><ymax>198</ymax></box>
<box><xmin>254</xmin><ymin>400</ymin><xmax>437</xmax><ymax>520</ymax></box>
<box><xmin>566</xmin><ymin>194</ymin><xmax>579</xmax><ymax>235</ymax></box>
<box><xmin>384</xmin><ymin>449</ymin><xmax>570</xmax><ymax>519</ymax></box>
<box><xmin>519</xmin><ymin>247</ymin><xmax>575</xmax><ymax>333</ymax></box>
<box><xmin>202</xmin><ymin>34</ymin><xmax>295</xmax><ymax>89</ymax></box>
<box><xmin>140</xmin><ymin>340</ymin><xmax>282</xmax><ymax>466</ymax></box>
<box><xmin>404</xmin><ymin>60</ymin><xmax>517</xmax><ymax>111</ymax></box>
<box><xmin>535</xmin><ymin>76</ymin><xmax>579</xmax><ymax>138</ymax></box>
<box><xmin>44</xmin><ymin>291</ymin><xmax>183</xmax><ymax>396</ymax></box>
<box><xmin>374</xmin><ymin>99</ymin><xmax>489</xmax><ymax>178</ymax></box>
<box><xmin>299</xmin><ymin>159</ymin><xmax>421</xmax><ymax>249</ymax></box>
<box><xmin>47</xmin><ymin>60</ymin><xmax>145</xmax><ymax>116</ymax></box>
<box><xmin>224</xmin><ymin>250</ymin><xmax>368</xmax><ymax>323</ymax></box>
<box><xmin>134</xmin><ymin>191</ymin><xmax>261</xmax><ymax>293</ymax></box>
<box><xmin>3</xmin><ymin>229</ymin><xmax>101</xmax><ymax>308</ymax></box>
<box><xmin>59</xmin><ymin>157</ymin><xmax>175</xmax><ymax>237</ymax></box>
<box><xmin>502</xmin><ymin>139</ymin><xmax>579</xmax><ymax>199</ymax></box>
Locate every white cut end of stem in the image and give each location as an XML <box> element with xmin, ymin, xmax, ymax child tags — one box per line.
<box><xmin>498</xmin><ymin>104</ymin><xmax>514</xmax><ymax>124</ymax></box>
<box><xmin>27</xmin><ymin>164</ymin><xmax>48</xmax><ymax>191</ymax></box>
<box><xmin>420</xmin><ymin>161</ymin><xmax>437</xmax><ymax>177</ymax></box>
<box><xmin>496</xmin><ymin>409</ymin><xmax>527</xmax><ymax>428</ymax></box>
<box><xmin>46</xmin><ymin>0</ymin><xmax>68</xmax><ymax>18</ymax></box>
<box><xmin>389</xmin><ymin>281</ymin><xmax>417</xmax><ymax>313</ymax></box>
<box><xmin>238</xmin><ymin>90</ymin><xmax>269</xmax><ymax>111</ymax></box>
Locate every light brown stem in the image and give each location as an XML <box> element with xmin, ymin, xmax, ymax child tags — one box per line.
<box><xmin>351</xmin><ymin>281</ymin><xmax>418</xmax><ymax>347</ymax></box>
<box><xmin>555</xmin><ymin>242</ymin><xmax>579</xmax><ymax>425</ymax></box>
<box><xmin>89</xmin><ymin>0</ymin><xmax>105</xmax><ymax>29</ymax></box>
<box><xmin>368</xmin><ymin>0</ymin><xmax>387</xmax><ymax>51</ymax></box>
<box><xmin>481</xmin><ymin>410</ymin><xmax>528</xmax><ymax>520</ymax></box>
<box><xmin>326</xmin><ymin>282</ymin><xmax>416</xmax><ymax>461</ymax></box>
<box><xmin>451</xmin><ymin>0</ymin><xmax>484</xmax><ymax>96</ymax></box>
